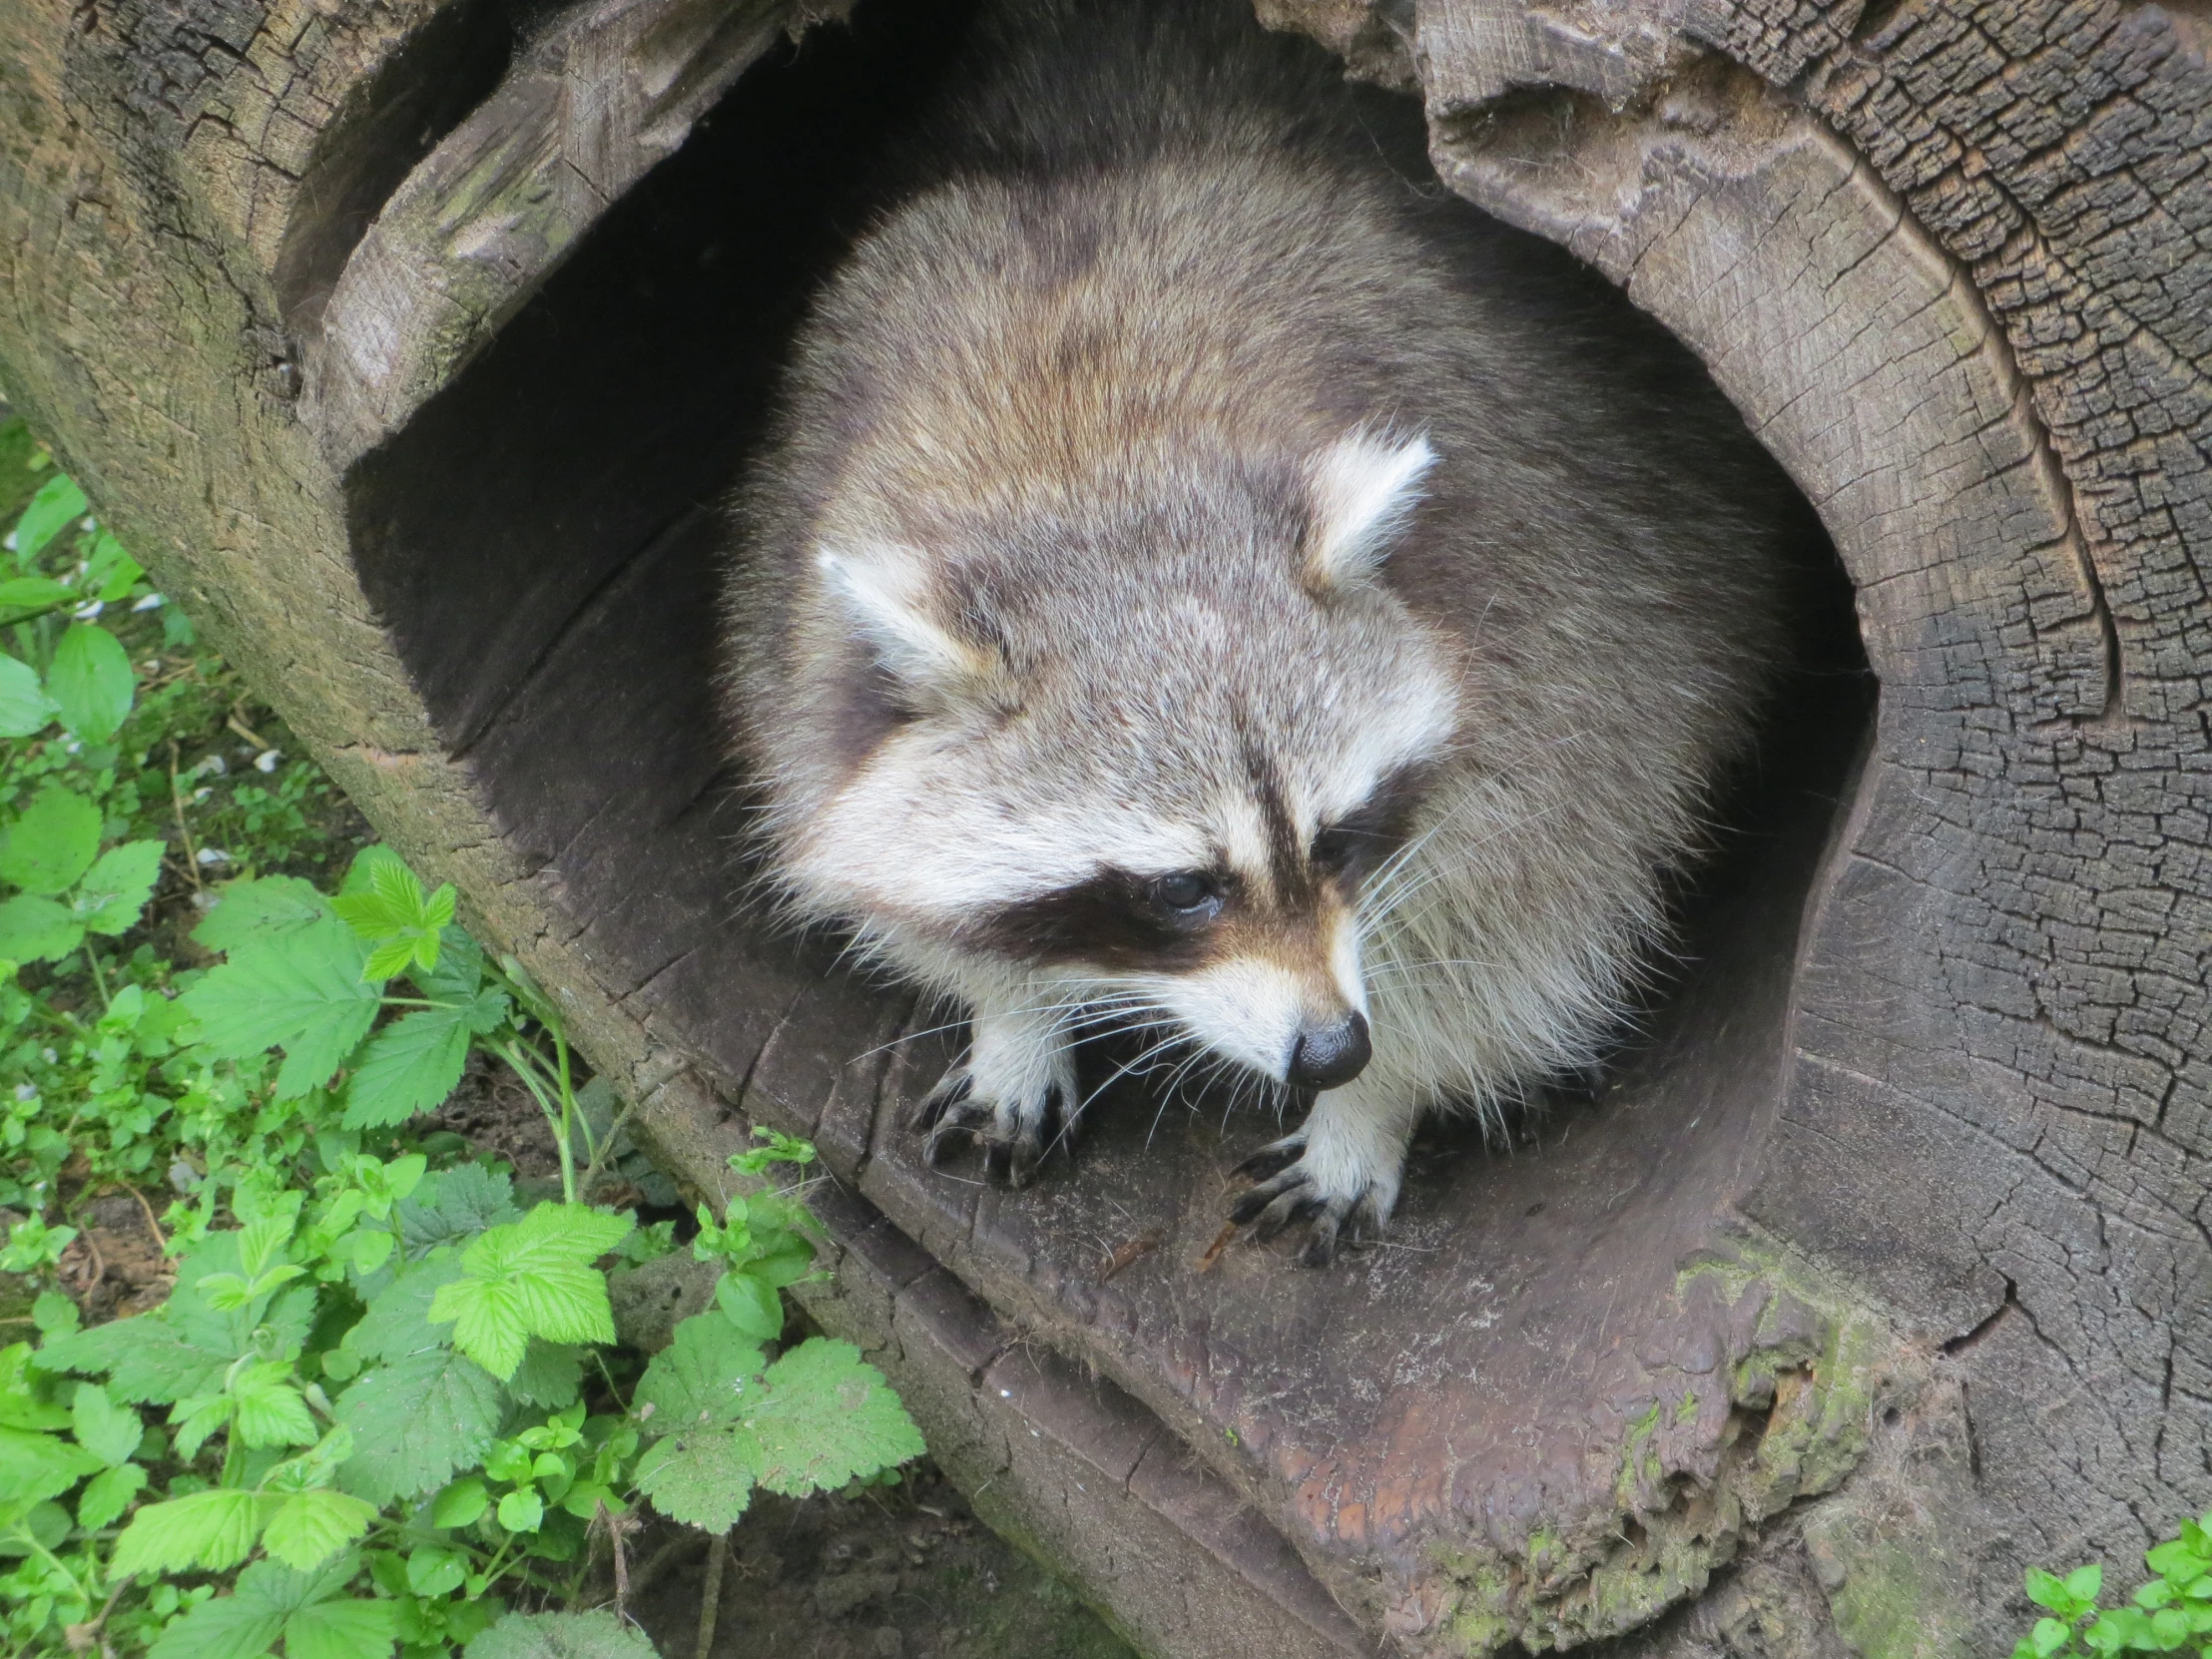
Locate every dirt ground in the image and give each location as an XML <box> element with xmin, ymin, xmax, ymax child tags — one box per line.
<box><xmin>627</xmin><ymin>1467</ymin><xmax>1134</xmax><ymax>1659</ymax></box>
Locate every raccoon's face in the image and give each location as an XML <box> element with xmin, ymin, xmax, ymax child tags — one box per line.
<box><xmin>786</xmin><ymin>429</ymin><xmax>1458</xmax><ymax>1087</ymax></box>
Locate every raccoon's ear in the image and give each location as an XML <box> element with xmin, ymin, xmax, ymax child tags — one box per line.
<box><xmin>816</xmin><ymin>544</ymin><xmax>1006</xmax><ymax>706</ymax></box>
<box><xmin>1304</xmin><ymin>430</ymin><xmax>1437</xmax><ymax>590</ymax></box>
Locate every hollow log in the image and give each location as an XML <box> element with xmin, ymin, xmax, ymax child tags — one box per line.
<box><xmin>1</xmin><ymin>0</ymin><xmax>2207</xmax><ymax>1653</ymax></box>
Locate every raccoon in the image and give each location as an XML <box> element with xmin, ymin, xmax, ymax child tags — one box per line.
<box><xmin>720</xmin><ymin>0</ymin><xmax>1797</xmax><ymax>1264</ymax></box>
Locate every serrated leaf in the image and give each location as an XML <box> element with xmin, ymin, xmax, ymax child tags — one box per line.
<box><xmin>747</xmin><ymin>1339</ymin><xmax>924</xmax><ymax>1496</ymax></box>
<box><xmin>261</xmin><ymin>1487</ymin><xmax>377</xmax><ymax>1570</ymax></box>
<box><xmin>77</xmin><ymin>1460</ymin><xmax>149</xmax><ymax>1529</ymax></box>
<box><xmin>506</xmin><ymin>1342</ymin><xmax>583</xmax><ymax>1409</ymax></box>
<box><xmin>347</xmin><ymin>1254</ymin><xmax>465</xmax><ymax>1363</ymax></box>
<box><xmin>416</xmin><ymin>926</ymin><xmax>483</xmax><ymax>1001</ymax></box>
<box><xmin>47</xmin><ymin>622</ymin><xmax>134</xmax><ymax>743</ymax></box>
<box><xmin>634</xmin><ymin>1421</ymin><xmax>760</xmax><ymax>1534</ymax></box>
<box><xmin>181</xmin><ymin>913</ymin><xmax>378</xmax><ymax>1098</ymax></box>
<box><xmin>0</xmin><ymin>785</ymin><xmax>101</xmax><ymax>894</ymax></box>
<box><xmin>13</xmin><ymin>474</ymin><xmax>87</xmax><ymax>563</ymax></box>
<box><xmin>0</xmin><ymin>892</ymin><xmax>82</xmax><ymax>962</ymax></box>
<box><xmin>341</xmin><ymin>1004</ymin><xmax>470</xmax><ymax>1129</ymax></box>
<box><xmin>335</xmin><ymin>1347</ymin><xmax>503</xmax><ymax>1504</ymax></box>
<box><xmin>71</xmin><ymin>1381</ymin><xmax>142</xmax><ymax>1465</ymax></box>
<box><xmin>231</xmin><ymin>1361</ymin><xmax>317</xmax><ymax>1448</ymax></box>
<box><xmin>284</xmin><ymin>1596</ymin><xmax>399</xmax><ymax>1659</ymax></box>
<box><xmin>394</xmin><ymin>1166</ymin><xmax>517</xmax><ymax>1261</ymax></box>
<box><xmin>111</xmin><ymin>1486</ymin><xmax>272</xmax><ymax>1576</ymax></box>
<box><xmin>145</xmin><ymin>1593</ymin><xmax>285</xmax><ymax>1659</ymax></box>
<box><xmin>465</xmin><ymin>1610</ymin><xmax>660</xmax><ymax>1659</ymax></box>
<box><xmin>637</xmin><ymin>1315</ymin><xmax>763</xmax><ymax>1427</ymax></box>
<box><xmin>149</xmin><ymin>1553</ymin><xmax>379</xmax><ymax>1659</ymax></box>
<box><xmin>37</xmin><ymin>1311</ymin><xmax>229</xmax><ymax>1403</ymax></box>
<box><xmin>0</xmin><ymin>653</ymin><xmax>56</xmax><ymax>738</ymax></box>
<box><xmin>76</xmin><ymin>838</ymin><xmax>165</xmax><ymax>935</ymax></box>
<box><xmin>191</xmin><ymin>875</ymin><xmax>332</xmax><ymax>952</ymax></box>
<box><xmin>0</xmin><ymin>1424</ymin><xmax>105</xmax><ymax>1506</ymax></box>
<box><xmin>428</xmin><ymin>1205</ymin><xmax>629</xmax><ymax>1380</ymax></box>
<box><xmin>0</xmin><ymin>1345</ymin><xmax>70</xmax><ymax>1430</ymax></box>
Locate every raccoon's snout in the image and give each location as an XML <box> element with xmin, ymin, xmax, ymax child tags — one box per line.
<box><xmin>1288</xmin><ymin>1011</ymin><xmax>1371</xmax><ymax>1089</ymax></box>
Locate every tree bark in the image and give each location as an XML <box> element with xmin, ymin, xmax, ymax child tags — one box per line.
<box><xmin>0</xmin><ymin>0</ymin><xmax>2204</xmax><ymax>1653</ymax></box>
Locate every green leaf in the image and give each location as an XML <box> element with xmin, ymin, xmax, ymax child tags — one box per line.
<box><xmin>2064</xmin><ymin>1564</ymin><xmax>2104</xmax><ymax>1605</ymax></box>
<box><xmin>146</xmin><ymin>1594</ymin><xmax>286</xmax><ymax>1659</ymax></box>
<box><xmin>633</xmin><ymin>1419</ymin><xmax>760</xmax><ymax>1534</ymax></box>
<box><xmin>191</xmin><ymin>874</ymin><xmax>332</xmax><ymax>952</ymax></box>
<box><xmin>231</xmin><ymin>1361</ymin><xmax>317</xmax><ymax>1448</ymax></box>
<box><xmin>334</xmin><ymin>1347</ymin><xmax>503</xmax><ymax>1505</ymax></box>
<box><xmin>0</xmin><ymin>574</ymin><xmax>76</xmax><ymax>616</ymax></box>
<box><xmin>37</xmin><ymin>1312</ymin><xmax>224</xmax><ymax>1403</ymax></box>
<box><xmin>47</xmin><ymin>621</ymin><xmax>135</xmax><ymax>743</ymax></box>
<box><xmin>0</xmin><ymin>653</ymin><xmax>56</xmax><ymax>738</ymax></box>
<box><xmin>635</xmin><ymin>1337</ymin><xmax>919</xmax><ymax>1533</ymax></box>
<box><xmin>0</xmin><ymin>1342</ymin><xmax>69</xmax><ymax>1430</ymax></box>
<box><xmin>347</xmin><ymin>1254</ymin><xmax>464</xmax><ymax>1362</ymax></box>
<box><xmin>495</xmin><ymin>1487</ymin><xmax>543</xmax><ymax>1532</ymax></box>
<box><xmin>71</xmin><ymin>1381</ymin><xmax>143</xmax><ymax>1465</ymax></box>
<box><xmin>636</xmin><ymin>1315</ymin><xmax>763</xmax><ymax>1427</ymax></box>
<box><xmin>76</xmin><ymin>1461</ymin><xmax>148</xmax><ymax>1529</ymax></box>
<box><xmin>428</xmin><ymin>1476</ymin><xmax>488</xmax><ymax>1529</ymax></box>
<box><xmin>406</xmin><ymin>1543</ymin><xmax>466</xmax><ymax>1597</ymax></box>
<box><xmin>284</xmin><ymin>1598</ymin><xmax>399</xmax><ymax>1659</ymax></box>
<box><xmin>0</xmin><ymin>892</ymin><xmax>83</xmax><ymax>962</ymax></box>
<box><xmin>111</xmin><ymin>1486</ymin><xmax>272</xmax><ymax>1576</ymax></box>
<box><xmin>465</xmin><ymin>1610</ymin><xmax>659</xmax><ymax>1659</ymax></box>
<box><xmin>0</xmin><ymin>784</ymin><xmax>101</xmax><ymax>894</ymax></box>
<box><xmin>12</xmin><ymin>474</ymin><xmax>87</xmax><ymax>562</ymax></box>
<box><xmin>76</xmin><ymin>838</ymin><xmax>166</xmax><ymax>934</ymax></box>
<box><xmin>150</xmin><ymin>1553</ymin><xmax>387</xmax><ymax>1659</ymax></box>
<box><xmin>261</xmin><ymin>1488</ymin><xmax>377</xmax><ymax>1570</ymax></box>
<box><xmin>181</xmin><ymin>913</ymin><xmax>378</xmax><ymax>1098</ymax></box>
<box><xmin>341</xmin><ymin>1004</ymin><xmax>470</xmax><ymax>1129</ymax></box>
<box><xmin>2027</xmin><ymin>1569</ymin><xmax>2072</xmax><ymax>1615</ymax></box>
<box><xmin>2029</xmin><ymin>1617</ymin><xmax>2070</xmax><ymax>1657</ymax></box>
<box><xmin>747</xmin><ymin>1339</ymin><xmax>924</xmax><ymax>1496</ymax></box>
<box><xmin>393</xmin><ymin>1166</ymin><xmax>518</xmax><ymax>1261</ymax></box>
<box><xmin>0</xmin><ymin>1423</ymin><xmax>105</xmax><ymax>1506</ymax></box>
<box><xmin>506</xmin><ymin>1342</ymin><xmax>583</xmax><ymax>1409</ymax></box>
<box><xmin>427</xmin><ymin>1205</ymin><xmax>630</xmax><ymax>1380</ymax></box>
<box><xmin>715</xmin><ymin>1270</ymin><xmax>784</xmax><ymax>1342</ymax></box>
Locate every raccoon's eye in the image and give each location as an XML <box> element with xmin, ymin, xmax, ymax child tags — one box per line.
<box><xmin>1150</xmin><ymin>871</ymin><xmax>1220</xmax><ymax>917</ymax></box>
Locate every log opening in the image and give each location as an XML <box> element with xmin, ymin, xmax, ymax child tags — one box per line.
<box><xmin>333</xmin><ymin>2</ymin><xmax>1884</xmax><ymax>1644</ymax></box>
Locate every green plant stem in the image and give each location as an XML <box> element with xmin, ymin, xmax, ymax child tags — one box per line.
<box><xmin>494</xmin><ymin>1039</ymin><xmax>576</xmax><ymax>1204</ymax></box>
<box><xmin>219</xmin><ymin>1429</ymin><xmax>246</xmax><ymax>1488</ymax></box>
<box><xmin>81</xmin><ymin>942</ymin><xmax>110</xmax><ymax>1010</ymax></box>
<box><xmin>577</xmin><ymin>1095</ymin><xmax>640</xmax><ymax>1205</ymax></box>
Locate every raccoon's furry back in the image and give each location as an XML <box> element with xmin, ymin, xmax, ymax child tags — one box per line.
<box><xmin>720</xmin><ymin>0</ymin><xmax>1799</xmax><ymax>1118</ymax></box>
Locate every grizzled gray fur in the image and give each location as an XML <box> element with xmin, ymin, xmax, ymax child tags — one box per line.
<box><xmin>720</xmin><ymin>0</ymin><xmax>1798</xmax><ymax>1264</ymax></box>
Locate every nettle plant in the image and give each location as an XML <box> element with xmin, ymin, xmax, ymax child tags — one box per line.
<box><xmin>2</xmin><ymin>850</ymin><xmax>922</xmax><ymax>1655</ymax></box>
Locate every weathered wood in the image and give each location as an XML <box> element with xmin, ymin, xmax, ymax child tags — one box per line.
<box><xmin>1</xmin><ymin>0</ymin><xmax>2206</xmax><ymax>1652</ymax></box>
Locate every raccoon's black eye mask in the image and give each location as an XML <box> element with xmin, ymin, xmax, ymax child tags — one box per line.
<box><xmin>964</xmin><ymin>865</ymin><xmax>1237</xmax><ymax>969</ymax></box>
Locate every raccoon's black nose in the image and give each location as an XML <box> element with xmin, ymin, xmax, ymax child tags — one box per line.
<box><xmin>1288</xmin><ymin>1012</ymin><xmax>1371</xmax><ymax>1089</ymax></box>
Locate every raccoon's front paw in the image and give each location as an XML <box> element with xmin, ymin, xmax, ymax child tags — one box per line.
<box><xmin>910</xmin><ymin>1052</ymin><xmax>1080</xmax><ymax>1188</ymax></box>
<box><xmin>1229</xmin><ymin>1131</ymin><xmax>1399</xmax><ymax>1268</ymax></box>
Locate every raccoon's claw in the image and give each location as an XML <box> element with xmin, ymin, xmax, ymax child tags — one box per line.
<box><xmin>911</xmin><ymin>1066</ymin><xmax>1079</xmax><ymax>1189</ymax></box>
<box><xmin>1232</xmin><ymin>1140</ymin><xmax>1305</xmax><ymax>1182</ymax></box>
<box><xmin>1228</xmin><ymin>1135</ymin><xmax>1386</xmax><ymax>1267</ymax></box>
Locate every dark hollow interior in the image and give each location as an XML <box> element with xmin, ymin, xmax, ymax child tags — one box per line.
<box><xmin>342</xmin><ymin>0</ymin><xmax>1876</xmax><ymax>1418</ymax></box>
